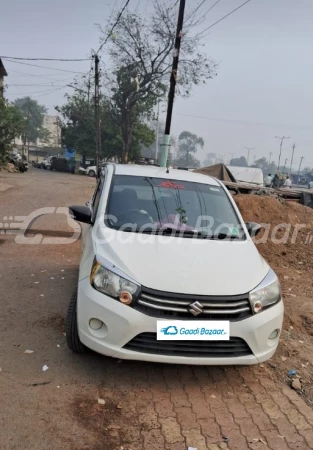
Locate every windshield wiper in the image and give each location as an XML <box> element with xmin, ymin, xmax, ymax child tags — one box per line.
<box><xmin>142</xmin><ymin>227</ymin><xmax>210</xmax><ymax>238</ymax></box>
<box><xmin>210</xmin><ymin>232</ymin><xmax>241</xmax><ymax>240</ymax></box>
<box><xmin>117</xmin><ymin>226</ymin><xmax>209</xmax><ymax>237</ymax></box>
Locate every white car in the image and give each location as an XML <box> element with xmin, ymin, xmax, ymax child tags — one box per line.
<box><xmin>78</xmin><ymin>166</ymin><xmax>97</xmax><ymax>177</ymax></box>
<box><xmin>67</xmin><ymin>164</ymin><xmax>284</xmax><ymax>365</ymax></box>
<box><xmin>85</xmin><ymin>166</ymin><xmax>97</xmax><ymax>177</ymax></box>
<box><xmin>41</xmin><ymin>156</ymin><xmax>53</xmax><ymax>170</ymax></box>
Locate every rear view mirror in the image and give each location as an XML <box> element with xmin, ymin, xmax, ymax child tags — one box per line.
<box><xmin>70</xmin><ymin>205</ymin><xmax>92</xmax><ymax>224</ymax></box>
<box><xmin>246</xmin><ymin>222</ymin><xmax>262</xmax><ymax>238</ymax></box>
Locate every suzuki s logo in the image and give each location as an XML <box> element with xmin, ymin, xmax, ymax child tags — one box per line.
<box><xmin>189</xmin><ymin>301</ymin><xmax>203</xmax><ymax>316</ymax></box>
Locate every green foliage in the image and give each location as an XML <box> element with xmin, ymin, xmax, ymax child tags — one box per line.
<box><xmin>175</xmin><ymin>131</ymin><xmax>203</xmax><ymax>168</ymax></box>
<box><xmin>0</xmin><ymin>98</ymin><xmax>26</xmax><ymax>162</ymax></box>
<box><xmin>130</xmin><ymin>120</ymin><xmax>155</xmax><ymax>161</ymax></box>
<box><xmin>253</xmin><ymin>157</ymin><xmax>277</xmax><ymax>175</ymax></box>
<box><xmin>14</xmin><ymin>97</ymin><xmax>47</xmax><ymax>145</ymax></box>
<box><xmin>98</xmin><ymin>2</ymin><xmax>217</xmax><ymax>162</ymax></box>
<box><xmin>106</xmin><ymin>64</ymin><xmax>161</xmax><ymax>162</ymax></box>
<box><xmin>56</xmin><ymin>85</ymin><xmax>155</xmax><ymax>162</ymax></box>
<box><xmin>230</xmin><ymin>156</ymin><xmax>248</xmax><ymax>167</ymax></box>
<box><xmin>56</xmin><ymin>93</ymin><xmax>95</xmax><ymax>159</ymax></box>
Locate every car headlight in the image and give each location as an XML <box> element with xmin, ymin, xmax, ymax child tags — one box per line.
<box><xmin>249</xmin><ymin>269</ymin><xmax>281</xmax><ymax>314</ymax></box>
<box><xmin>90</xmin><ymin>257</ymin><xmax>141</xmax><ymax>305</ymax></box>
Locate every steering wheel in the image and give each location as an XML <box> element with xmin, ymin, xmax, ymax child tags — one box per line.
<box><xmin>117</xmin><ymin>209</ymin><xmax>154</xmax><ymax>227</ymax></box>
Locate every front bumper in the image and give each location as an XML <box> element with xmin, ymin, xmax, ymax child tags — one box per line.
<box><xmin>77</xmin><ymin>278</ymin><xmax>284</xmax><ymax>365</ymax></box>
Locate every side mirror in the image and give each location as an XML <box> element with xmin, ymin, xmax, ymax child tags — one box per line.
<box><xmin>246</xmin><ymin>222</ymin><xmax>262</xmax><ymax>238</ymax></box>
<box><xmin>70</xmin><ymin>205</ymin><xmax>92</xmax><ymax>224</ymax></box>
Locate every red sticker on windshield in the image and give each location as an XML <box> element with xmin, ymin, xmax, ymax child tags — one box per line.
<box><xmin>158</xmin><ymin>181</ymin><xmax>186</xmax><ymax>190</ymax></box>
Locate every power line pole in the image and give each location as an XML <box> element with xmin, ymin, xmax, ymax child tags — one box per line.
<box><xmin>284</xmin><ymin>158</ymin><xmax>288</xmax><ymax>172</ymax></box>
<box><xmin>298</xmin><ymin>156</ymin><xmax>304</xmax><ymax>175</ymax></box>
<box><xmin>268</xmin><ymin>152</ymin><xmax>272</xmax><ymax>166</ymax></box>
<box><xmin>290</xmin><ymin>143</ymin><xmax>296</xmax><ymax>175</ymax></box>
<box><xmin>275</xmin><ymin>135</ymin><xmax>289</xmax><ymax>172</ymax></box>
<box><xmin>160</xmin><ymin>0</ymin><xmax>186</xmax><ymax>167</ymax></box>
<box><xmin>244</xmin><ymin>147</ymin><xmax>254</xmax><ymax>166</ymax></box>
<box><xmin>93</xmin><ymin>54</ymin><xmax>100</xmax><ymax>175</ymax></box>
<box><xmin>154</xmin><ymin>100</ymin><xmax>160</xmax><ymax>162</ymax></box>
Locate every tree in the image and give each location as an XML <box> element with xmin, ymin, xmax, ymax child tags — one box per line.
<box><xmin>175</xmin><ymin>131</ymin><xmax>203</xmax><ymax>168</ymax></box>
<box><xmin>203</xmin><ymin>152</ymin><xmax>218</xmax><ymax>167</ymax></box>
<box><xmin>106</xmin><ymin>64</ymin><xmax>157</xmax><ymax>162</ymax></box>
<box><xmin>14</xmin><ymin>97</ymin><xmax>49</xmax><ymax>149</ymax></box>
<box><xmin>0</xmin><ymin>98</ymin><xmax>26</xmax><ymax>163</ymax></box>
<box><xmin>100</xmin><ymin>1</ymin><xmax>217</xmax><ymax>161</ymax></box>
<box><xmin>56</xmin><ymin>93</ymin><xmax>95</xmax><ymax>160</ymax></box>
<box><xmin>230</xmin><ymin>156</ymin><xmax>248</xmax><ymax>167</ymax></box>
<box><xmin>56</xmin><ymin>86</ymin><xmax>155</xmax><ymax>163</ymax></box>
<box><xmin>253</xmin><ymin>157</ymin><xmax>277</xmax><ymax>176</ymax></box>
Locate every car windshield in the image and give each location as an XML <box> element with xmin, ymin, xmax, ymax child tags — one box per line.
<box><xmin>106</xmin><ymin>175</ymin><xmax>245</xmax><ymax>239</ymax></box>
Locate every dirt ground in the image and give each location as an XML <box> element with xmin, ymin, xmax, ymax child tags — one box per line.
<box><xmin>1</xmin><ymin>170</ymin><xmax>313</xmax><ymax>450</ymax></box>
<box><xmin>234</xmin><ymin>195</ymin><xmax>313</xmax><ymax>407</ymax></box>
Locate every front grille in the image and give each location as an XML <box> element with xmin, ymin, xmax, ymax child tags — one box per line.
<box><xmin>134</xmin><ymin>287</ymin><xmax>252</xmax><ymax>321</ymax></box>
<box><xmin>124</xmin><ymin>333</ymin><xmax>252</xmax><ymax>358</ymax></box>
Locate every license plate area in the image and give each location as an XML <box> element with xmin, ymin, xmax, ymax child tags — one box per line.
<box><xmin>157</xmin><ymin>321</ymin><xmax>230</xmax><ymax>340</ymax></box>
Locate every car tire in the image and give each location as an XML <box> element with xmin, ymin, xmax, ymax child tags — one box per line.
<box><xmin>66</xmin><ymin>288</ymin><xmax>88</xmax><ymax>354</ymax></box>
<box><xmin>88</xmin><ymin>170</ymin><xmax>96</xmax><ymax>177</ymax></box>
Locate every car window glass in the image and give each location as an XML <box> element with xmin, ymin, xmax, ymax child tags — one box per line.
<box><xmin>106</xmin><ymin>175</ymin><xmax>243</xmax><ymax>238</ymax></box>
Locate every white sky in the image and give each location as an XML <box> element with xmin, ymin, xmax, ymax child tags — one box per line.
<box><xmin>1</xmin><ymin>0</ymin><xmax>313</xmax><ymax>169</ymax></box>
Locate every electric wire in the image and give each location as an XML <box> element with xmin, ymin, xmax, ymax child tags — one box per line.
<box><xmin>197</xmin><ymin>0</ymin><xmax>252</xmax><ymax>36</ymax></box>
<box><xmin>4</xmin><ymin>59</ymin><xmax>87</xmax><ymax>74</ymax></box>
<box><xmin>97</xmin><ymin>0</ymin><xmax>131</xmax><ymax>53</ymax></box>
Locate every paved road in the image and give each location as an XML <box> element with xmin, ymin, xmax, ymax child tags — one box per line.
<box><xmin>1</xmin><ymin>168</ymin><xmax>313</xmax><ymax>450</ymax></box>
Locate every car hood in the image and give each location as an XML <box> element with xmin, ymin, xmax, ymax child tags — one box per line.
<box><xmin>94</xmin><ymin>228</ymin><xmax>269</xmax><ymax>296</ymax></box>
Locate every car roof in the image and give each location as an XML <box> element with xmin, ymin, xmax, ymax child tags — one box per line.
<box><xmin>110</xmin><ymin>164</ymin><xmax>220</xmax><ymax>186</ymax></box>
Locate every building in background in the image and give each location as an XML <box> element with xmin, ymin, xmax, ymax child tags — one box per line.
<box><xmin>40</xmin><ymin>115</ymin><xmax>61</xmax><ymax>148</ymax></box>
<box><xmin>14</xmin><ymin>114</ymin><xmax>61</xmax><ymax>161</ymax></box>
<box><xmin>0</xmin><ymin>58</ymin><xmax>8</xmax><ymax>98</ymax></box>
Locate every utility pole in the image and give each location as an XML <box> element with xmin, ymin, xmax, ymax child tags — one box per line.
<box><xmin>154</xmin><ymin>101</ymin><xmax>160</xmax><ymax>162</ymax></box>
<box><xmin>160</xmin><ymin>0</ymin><xmax>186</xmax><ymax>167</ymax></box>
<box><xmin>275</xmin><ymin>136</ymin><xmax>289</xmax><ymax>172</ymax></box>
<box><xmin>87</xmin><ymin>78</ymin><xmax>91</xmax><ymax>104</ymax></box>
<box><xmin>93</xmin><ymin>54</ymin><xmax>100</xmax><ymax>175</ymax></box>
<box><xmin>245</xmin><ymin>147</ymin><xmax>254</xmax><ymax>166</ymax></box>
<box><xmin>269</xmin><ymin>152</ymin><xmax>272</xmax><ymax>166</ymax></box>
<box><xmin>26</xmin><ymin>104</ymin><xmax>31</xmax><ymax>163</ymax></box>
<box><xmin>284</xmin><ymin>158</ymin><xmax>288</xmax><ymax>173</ymax></box>
<box><xmin>298</xmin><ymin>156</ymin><xmax>304</xmax><ymax>175</ymax></box>
<box><xmin>290</xmin><ymin>143</ymin><xmax>296</xmax><ymax>175</ymax></box>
